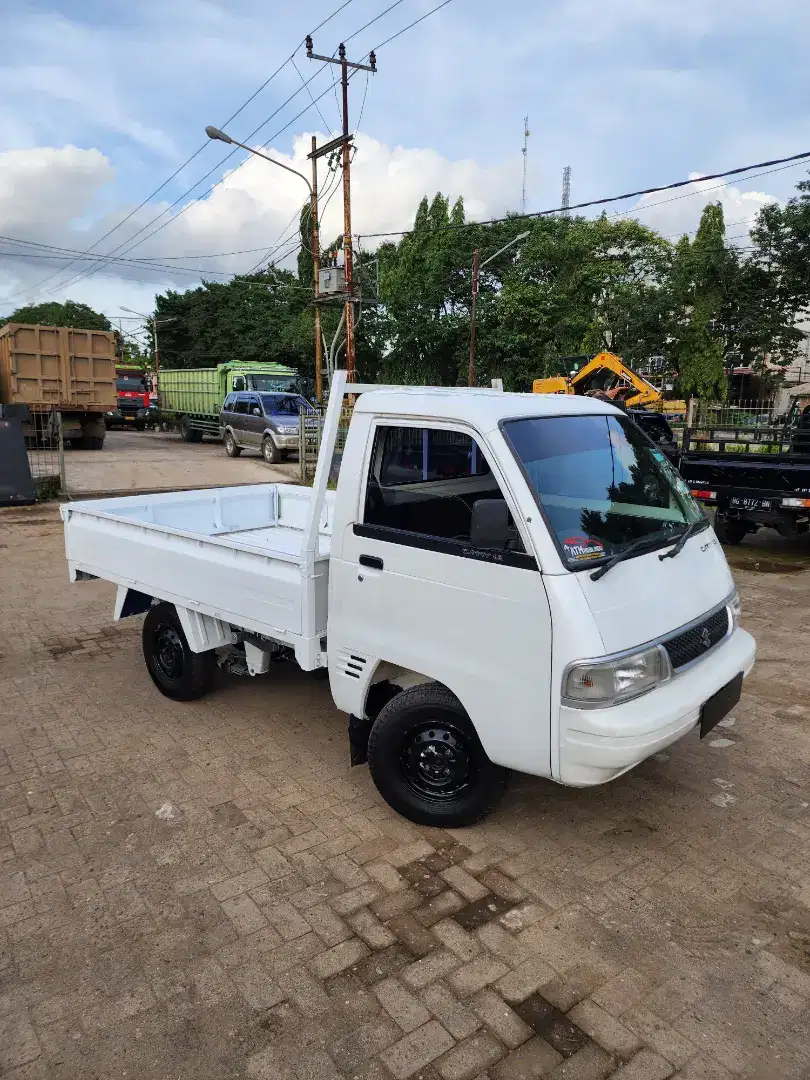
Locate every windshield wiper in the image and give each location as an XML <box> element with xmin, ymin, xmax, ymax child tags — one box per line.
<box><xmin>589</xmin><ymin>535</ymin><xmax>663</xmax><ymax>581</ymax></box>
<box><xmin>658</xmin><ymin>519</ymin><xmax>701</xmax><ymax>561</ymax></box>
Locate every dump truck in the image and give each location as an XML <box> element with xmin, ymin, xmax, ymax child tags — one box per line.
<box><xmin>158</xmin><ymin>361</ymin><xmax>306</xmax><ymax>442</ymax></box>
<box><xmin>105</xmin><ymin>364</ymin><xmax>151</xmax><ymax>430</ymax></box>
<box><xmin>0</xmin><ymin>323</ymin><xmax>116</xmax><ymax>449</ymax></box>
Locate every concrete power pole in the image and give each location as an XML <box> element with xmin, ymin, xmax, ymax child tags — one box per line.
<box><xmin>306</xmin><ymin>37</ymin><xmax>376</xmax><ymax>383</ymax></box>
<box><xmin>561</xmin><ymin>165</ymin><xmax>571</xmax><ymax>216</ymax></box>
<box><xmin>311</xmin><ymin>136</ymin><xmax>323</xmax><ymax>402</ymax></box>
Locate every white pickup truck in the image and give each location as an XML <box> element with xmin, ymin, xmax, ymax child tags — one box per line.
<box><xmin>62</xmin><ymin>372</ymin><xmax>756</xmax><ymax>826</ymax></box>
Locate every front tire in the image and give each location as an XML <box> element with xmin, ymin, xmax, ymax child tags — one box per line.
<box><xmin>224</xmin><ymin>432</ymin><xmax>242</xmax><ymax>457</ymax></box>
<box><xmin>142</xmin><ymin>602</ymin><xmax>214</xmax><ymax>701</ymax></box>
<box><xmin>262</xmin><ymin>436</ymin><xmax>282</xmax><ymax>464</ymax></box>
<box><xmin>367</xmin><ymin>684</ymin><xmax>508</xmax><ymax>827</ymax></box>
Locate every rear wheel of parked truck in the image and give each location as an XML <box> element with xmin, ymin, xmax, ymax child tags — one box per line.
<box><xmin>224</xmin><ymin>431</ymin><xmax>242</xmax><ymax>457</ymax></box>
<box><xmin>714</xmin><ymin>513</ymin><xmax>748</xmax><ymax>546</ymax></box>
<box><xmin>367</xmin><ymin>684</ymin><xmax>508</xmax><ymax>827</ymax></box>
<box><xmin>179</xmin><ymin>417</ymin><xmax>203</xmax><ymax>443</ymax></box>
<box><xmin>142</xmin><ymin>602</ymin><xmax>214</xmax><ymax>701</ymax></box>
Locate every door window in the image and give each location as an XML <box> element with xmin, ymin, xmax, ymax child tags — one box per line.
<box><xmin>234</xmin><ymin>397</ymin><xmax>250</xmax><ymax>415</ymax></box>
<box><xmin>359</xmin><ymin>425</ymin><xmax>532</xmax><ymax>565</ymax></box>
<box><xmin>247</xmin><ymin>396</ymin><xmax>261</xmax><ymax>416</ymax></box>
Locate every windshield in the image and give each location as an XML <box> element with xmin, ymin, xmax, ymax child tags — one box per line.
<box><xmin>259</xmin><ymin>394</ymin><xmax>311</xmax><ymax>415</ymax></box>
<box><xmin>252</xmin><ymin>375</ymin><xmax>303</xmax><ymax>393</ymax></box>
<box><xmin>503</xmin><ymin>413</ymin><xmax>705</xmax><ymax>570</ymax></box>
<box><xmin>116</xmin><ymin>376</ymin><xmax>145</xmax><ymax>392</ymax></box>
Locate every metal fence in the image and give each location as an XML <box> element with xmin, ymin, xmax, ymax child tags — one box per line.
<box><xmin>691</xmin><ymin>398</ymin><xmax>779</xmax><ymax>428</ymax></box>
<box><xmin>298</xmin><ymin>404</ymin><xmax>353</xmax><ymax>484</ymax></box>
<box><xmin>26</xmin><ymin>408</ymin><xmax>65</xmax><ymax>500</ymax></box>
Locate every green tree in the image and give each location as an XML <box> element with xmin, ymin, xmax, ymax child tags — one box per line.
<box><xmin>667</xmin><ymin>204</ymin><xmax>729</xmax><ymax>398</ymax></box>
<box><xmin>4</xmin><ymin>300</ymin><xmax>111</xmax><ymax>330</ymax></box>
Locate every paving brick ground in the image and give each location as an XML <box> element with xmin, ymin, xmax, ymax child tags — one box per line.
<box><xmin>1</xmin><ymin>503</ymin><xmax>809</xmax><ymax>1079</ymax></box>
<box><xmin>64</xmin><ymin>429</ymin><xmax>296</xmax><ymax>496</ymax></box>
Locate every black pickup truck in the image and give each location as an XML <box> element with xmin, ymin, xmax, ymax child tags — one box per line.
<box><xmin>680</xmin><ymin>409</ymin><xmax>810</xmax><ymax>544</ymax></box>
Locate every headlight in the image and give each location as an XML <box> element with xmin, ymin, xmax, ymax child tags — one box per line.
<box><xmin>564</xmin><ymin>645</ymin><xmax>668</xmax><ymax>707</ymax></box>
<box><xmin>279</xmin><ymin>425</ymin><xmax>298</xmax><ymax>434</ymax></box>
<box><xmin>728</xmin><ymin>589</ymin><xmax>741</xmax><ymax>630</ymax></box>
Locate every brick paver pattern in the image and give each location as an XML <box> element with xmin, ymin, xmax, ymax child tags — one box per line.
<box><xmin>1</xmin><ymin>504</ymin><xmax>809</xmax><ymax>1079</ymax></box>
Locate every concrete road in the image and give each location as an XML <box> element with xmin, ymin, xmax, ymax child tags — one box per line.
<box><xmin>64</xmin><ymin>428</ymin><xmax>299</xmax><ymax>496</ymax></box>
<box><xmin>0</xmin><ymin>507</ymin><xmax>809</xmax><ymax>1078</ymax></box>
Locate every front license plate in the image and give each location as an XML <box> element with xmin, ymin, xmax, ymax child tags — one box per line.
<box><xmin>730</xmin><ymin>496</ymin><xmax>770</xmax><ymax>510</ymax></box>
<box><xmin>700</xmin><ymin>672</ymin><xmax>743</xmax><ymax>738</ymax></box>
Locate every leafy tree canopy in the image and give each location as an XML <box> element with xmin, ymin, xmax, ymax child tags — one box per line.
<box><xmin>4</xmin><ymin>300</ymin><xmax>111</xmax><ymax>331</ymax></box>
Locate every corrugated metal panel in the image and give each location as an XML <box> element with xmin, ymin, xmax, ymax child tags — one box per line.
<box><xmin>0</xmin><ymin>324</ymin><xmax>116</xmax><ymax>412</ymax></box>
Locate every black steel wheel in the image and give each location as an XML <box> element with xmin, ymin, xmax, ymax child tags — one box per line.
<box><xmin>367</xmin><ymin>684</ymin><xmax>507</xmax><ymax>827</ymax></box>
<box><xmin>142</xmin><ymin>602</ymin><xmax>214</xmax><ymax>701</ymax></box>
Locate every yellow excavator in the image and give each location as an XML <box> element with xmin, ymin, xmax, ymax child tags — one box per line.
<box><xmin>533</xmin><ymin>351</ymin><xmax>665</xmax><ymax>408</ymax></box>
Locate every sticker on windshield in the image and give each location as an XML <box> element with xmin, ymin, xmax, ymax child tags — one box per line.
<box><xmin>563</xmin><ymin>535</ymin><xmax>605</xmax><ymax>562</ymax></box>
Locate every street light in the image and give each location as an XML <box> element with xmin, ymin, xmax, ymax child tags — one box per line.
<box><xmin>468</xmin><ymin>231</ymin><xmax>531</xmax><ymax>387</ymax></box>
<box><xmin>120</xmin><ymin>307</ymin><xmax>176</xmax><ymax>374</ymax></box>
<box><xmin>205</xmin><ymin>126</ymin><xmax>312</xmax><ymax>195</ymax></box>
<box><xmin>205</xmin><ymin>124</ymin><xmax>324</xmax><ymax>400</ymax></box>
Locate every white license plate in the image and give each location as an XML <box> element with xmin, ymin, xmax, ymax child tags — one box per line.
<box><xmin>730</xmin><ymin>497</ymin><xmax>770</xmax><ymax>510</ymax></box>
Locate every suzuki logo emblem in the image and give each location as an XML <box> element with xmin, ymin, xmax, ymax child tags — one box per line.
<box><xmin>700</xmin><ymin>627</ymin><xmax>711</xmax><ymax>649</ymax></box>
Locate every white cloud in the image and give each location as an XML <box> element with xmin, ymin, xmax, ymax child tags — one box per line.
<box><xmin>0</xmin><ymin>133</ymin><xmax>522</xmax><ymax>317</ymax></box>
<box><xmin>627</xmin><ymin>172</ymin><xmax>777</xmax><ymax>243</ymax></box>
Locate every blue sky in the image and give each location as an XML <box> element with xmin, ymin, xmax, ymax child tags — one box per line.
<box><xmin>1</xmin><ymin>0</ymin><xmax>809</xmax><ymax>323</ymax></box>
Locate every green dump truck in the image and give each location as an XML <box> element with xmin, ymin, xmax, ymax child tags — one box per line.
<box><xmin>158</xmin><ymin>361</ymin><xmax>306</xmax><ymax>442</ymax></box>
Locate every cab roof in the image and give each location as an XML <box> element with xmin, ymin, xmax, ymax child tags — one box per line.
<box><xmin>352</xmin><ymin>387</ymin><xmax>620</xmax><ymax>432</ymax></box>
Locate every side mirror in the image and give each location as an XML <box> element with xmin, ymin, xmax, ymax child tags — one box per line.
<box><xmin>470</xmin><ymin>499</ymin><xmax>510</xmax><ymax>550</ymax></box>
<box><xmin>252</xmin><ymin>407</ymin><xmax>261</xmax><ymax>417</ymax></box>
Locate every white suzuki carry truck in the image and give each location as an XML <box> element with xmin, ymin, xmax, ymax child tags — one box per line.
<box><xmin>62</xmin><ymin>373</ymin><xmax>756</xmax><ymax>826</ymax></box>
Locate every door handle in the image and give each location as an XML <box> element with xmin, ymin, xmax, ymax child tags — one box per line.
<box><xmin>359</xmin><ymin>554</ymin><xmax>384</xmax><ymax>570</ymax></box>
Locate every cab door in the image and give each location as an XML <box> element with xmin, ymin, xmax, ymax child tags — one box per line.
<box><xmin>328</xmin><ymin>422</ymin><xmax>554</xmax><ymax>778</ymax></box>
<box><xmin>243</xmin><ymin>395</ymin><xmax>264</xmax><ymax>448</ymax></box>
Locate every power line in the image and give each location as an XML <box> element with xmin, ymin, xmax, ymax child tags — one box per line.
<box><xmin>357</xmin><ymin>149</ymin><xmax>810</xmax><ymax>239</ymax></box>
<box><xmin>9</xmin><ymin>0</ymin><xmax>360</xmax><ymax>305</ymax></box>
<box><xmin>7</xmin><ymin>0</ymin><xmax>360</xmax><ymax>306</ymax></box>
<box><xmin>15</xmin><ymin>0</ymin><xmax>459</xmax><ymax>303</ymax></box>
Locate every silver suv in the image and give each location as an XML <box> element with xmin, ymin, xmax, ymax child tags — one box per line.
<box><xmin>220</xmin><ymin>392</ymin><xmax>312</xmax><ymax>464</ymax></box>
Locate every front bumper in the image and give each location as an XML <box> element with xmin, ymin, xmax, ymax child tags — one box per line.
<box><xmin>557</xmin><ymin>626</ymin><xmax>756</xmax><ymax>786</ymax></box>
<box><xmin>275</xmin><ymin>432</ymin><xmax>300</xmax><ymax>448</ymax></box>
<box><xmin>106</xmin><ymin>409</ymin><xmax>148</xmax><ymax>425</ymax></box>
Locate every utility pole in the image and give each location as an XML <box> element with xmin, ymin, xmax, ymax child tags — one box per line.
<box><xmin>521</xmin><ymin>115</ymin><xmax>530</xmax><ymax>214</ymax></box>
<box><xmin>468</xmin><ymin>232</ymin><xmax>530</xmax><ymax>387</ymax></box>
<box><xmin>468</xmin><ymin>248</ymin><xmax>480</xmax><ymax>387</ymax></box>
<box><xmin>306</xmin><ymin>37</ymin><xmax>376</xmax><ymax>382</ymax></box>
<box><xmin>311</xmin><ymin>135</ymin><xmax>323</xmax><ymax>402</ymax></box>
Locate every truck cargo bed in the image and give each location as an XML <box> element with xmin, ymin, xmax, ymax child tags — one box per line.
<box><xmin>61</xmin><ymin>484</ymin><xmax>333</xmax><ymax>658</ymax></box>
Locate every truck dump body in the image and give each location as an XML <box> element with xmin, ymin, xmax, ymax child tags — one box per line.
<box><xmin>0</xmin><ymin>323</ymin><xmax>116</xmax><ymax>413</ymax></box>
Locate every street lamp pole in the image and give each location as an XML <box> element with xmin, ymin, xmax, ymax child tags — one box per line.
<box><xmin>206</xmin><ymin>125</ymin><xmax>322</xmax><ymax>397</ymax></box>
<box><xmin>468</xmin><ymin>231</ymin><xmax>531</xmax><ymax>387</ymax></box>
<box><xmin>120</xmin><ymin>307</ymin><xmax>174</xmax><ymax>374</ymax></box>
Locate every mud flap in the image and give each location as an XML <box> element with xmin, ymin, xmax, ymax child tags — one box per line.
<box><xmin>349</xmin><ymin>714</ymin><xmax>373</xmax><ymax>766</ymax></box>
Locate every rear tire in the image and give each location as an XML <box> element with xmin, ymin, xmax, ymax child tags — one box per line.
<box><xmin>262</xmin><ymin>436</ymin><xmax>282</xmax><ymax>464</ymax></box>
<box><xmin>224</xmin><ymin>432</ymin><xmax>242</xmax><ymax>458</ymax></box>
<box><xmin>715</xmin><ymin>514</ymin><xmax>748</xmax><ymax>546</ymax></box>
<box><xmin>76</xmin><ymin>435</ymin><xmax>104</xmax><ymax>450</ymax></box>
<box><xmin>367</xmin><ymin>684</ymin><xmax>508</xmax><ymax>827</ymax></box>
<box><xmin>142</xmin><ymin>602</ymin><xmax>214</xmax><ymax>701</ymax></box>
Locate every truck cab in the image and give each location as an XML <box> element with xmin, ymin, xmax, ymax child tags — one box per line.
<box><xmin>62</xmin><ymin>376</ymin><xmax>755</xmax><ymax>827</ymax></box>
